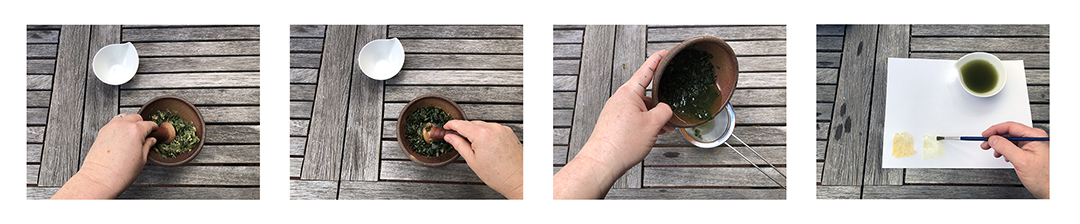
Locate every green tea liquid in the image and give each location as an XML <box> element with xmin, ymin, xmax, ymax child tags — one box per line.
<box><xmin>959</xmin><ymin>59</ymin><xmax>998</xmax><ymax>94</ymax></box>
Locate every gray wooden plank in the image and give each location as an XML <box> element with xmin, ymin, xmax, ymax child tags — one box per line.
<box><xmin>338</xmin><ymin>181</ymin><xmax>504</xmax><ymax>199</ymax></box>
<box><xmin>27</xmin><ymin>165</ymin><xmax>39</xmax><ymax>185</ymax></box>
<box><xmin>291</xmin><ymin>68</ymin><xmax>318</xmax><ymax>84</ymax></box>
<box><xmin>132</xmin><ymin>41</ymin><xmax>260</xmax><ymax>56</ymax></box>
<box><xmin>566</xmin><ymin>25</ymin><xmax>615</xmax><ymax>162</ymax></box>
<box><xmin>736</xmin><ymin>72</ymin><xmax>787</xmax><ymax>88</ymax></box>
<box><xmin>816</xmin><ymin>185</ymin><xmax>861</xmax><ymax>199</ymax></box>
<box><xmin>203</xmin><ymin>125</ymin><xmax>260</xmax><ymax>144</ymax></box>
<box><xmin>27</xmin><ymin>91</ymin><xmax>51</xmax><ymax>107</ymax></box>
<box><xmin>554</xmin><ymin>146</ymin><xmax>568</xmax><ymax>165</ymax></box>
<box><xmin>606</xmin><ymin>188</ymin><xmax>786</xmax><ymax>199</ymax></box>
<box><xmin>120</xmin><ymin>88</ymin><xmax>260</xmax><ymax>106</ymax></box>
<box><xmin>79</xmin><ymin>25</ymin><xmax>122</xmax><ymax>167</ymax></box>
<box><xmin>911</xmin><ymin>37</ymin><xmax>1049</xmax><ymax>52</ymax></box>
<box><xmin>817</xmin><ymin>52</ymin><xmax>841</xmax><ymax>68</ymax></box>
<box><xmin>380</xmin><ymin>160</ymin><xmax>481</xmax><ymax>183</ymax></box>
<box><xmin>28</xmin><ymin>25</ymin><xmax>63</xmax><ymax>30</ymax></box>
<box><xmin>817</xmin><ymin>25</ymin><xmax>846</xmax><ymax>36</ymax></box>
<box><xmin>817</xmin><ymin>141</ymin><xmax>827</xmax><ymax>161</ymax></box>
<box><xmin>389</xmin><ymin>25</ymin><xmax>522</xmax><ymax>38</ymax></box>
<box><xmin>655</xmin><ymin>126</ymin><xmax>787</xmax><ymax>145</ymax></box>
<box><xmin>291</xmin><ymin>101</ymin><xmax>313</xmax><ymax>119</ymax></box>
<box><xmin>27</xmin><ymin>126</ymin><xmax>45</xmax><ymax>143</ymax></box>
<box><xmin>728</xmin><ymin>88</ymin><xmax>786</xmax><ymax>106</ymax></box>
<box><xmin>291</xmin><ymin>84</ymin><xmax>315</xmax><ymax>101</ymax></box>
<box><xmin>647</xmin><ymin>26</ymin><xmax>786</xmax><ymax>42</ymax></box>
<box><xmin>24</xmin><ymin>63</ymin><xmax>53</xmax><ymax>87</ymax></box>
<box><xmin>553</xmin><ymin>30</ymin><xmax>584</xmax><ymax>43</ymax></box>
<box><xmin>384</xmin><ymin>86</ymin><xmax>523</xmax><ymax>103</ymax></box>
<box><xmin>647</xmin><ymin>40</ymin><xmax>787</xmax><ymax>56</ymax></box>
<box><xmin>817</xmin><ymin>162</ymin><xmax>824</xmax><ymax>183</ymax></box>
<box><xmin>1026</xmin><ymin>69</ymin><xmax>1048</xmax><ymax>85</ymax></box>
<box><xmin>1031</xmin><ymin>104</ymin><xmax>1048</xmax><ymax>121</ymax></box>
<box><xmin>911</xmin><ymin>25</ymin><xmax>1049</xmax><ymax>36</ymax></box>
<box><xmin>27</xmin><ymin>59</ymin><xmax>56</xmax><ymax>74</ymax></box>
<box><xmin>862</xmin><ymin>185</ymin><xmax>1034</xmax><ymax>199</ymax></box>
<box><xmin>643</xmin><ymin>167</ymin><xmax>786</xmax><ymax>187</ymax></box>
<box><xmin>28</xmin><ymin>144</ymin><xmax>43</xmax><ymax>163</ymax></box>
<box><xmin>905</xmin><ymin>169</ymin><xmax>1022</xmax><ymax>185</ymax></box>
<box><xmin>383</xmin><ymin>103</ymin><xmax>522</xmax><ymax>121</ymax></box>
<box><xmin>730</xmin><ymin>107</ymin><xmax>786</xmax><ymax>125</ymax></box>
<box><xmin>401</xmin><ymin>39</ymin><xmax>522</xmax><ymax>54</ymax></box>
<box><xmin>118</xmin><ymin>187</ymin><xmax>259</xmax><ymax>199</ymax></box>
<box><xmin>340</xmin><ymin>25</ymin><xmax>386</xmax><ymax>182</ymax></box>
<box><xmin>301</xmin><ymin>25</ymin><xmax>356</xmax><ymax>181</ymax></box>
<box><xmin>611</xmin><ymin>25</ymin><xmax>647</xmax><ymax>189</ymax></box>
<box><xmin>817</xmin><ymin>103</ymin><xmax>833</xmax><ymax>121</ymax></box>
<box><xmin>187</xmin><ymin>145</ymin><xmax>260</xmax><ymax>164</ymax></box>
<box><xmin>122</xmin><ymin>26</ymin><xmax>260</xmax><ymax>41</ymax></box>
<box><xmin>39</xmin><ymin>25</ymin><xmax>90</xmax><ymax>187</ymax></box>
<box><xmin>817</xmin><ymin>68</ymin><xmax>838</xmax><ymax>84</ymax></box>
<box><xmin>554</xmin><ymin>25</ymin><xmax>586</xmax><ymax>29</ymax></box>
<box><xmin>817</xmin><ymin>36</ymin><xmax>843</xmax><ymax>51</ymax></box>
<box><xmin>1028</xmin><ymin>86</ymin><xmax>1049</xmax><ymax>103</ymax></box>
<box><xmin>863</xmin><ymin>24</ymin><xmax>908</xmax><ymax>186</ymax></box>
<box><xmin>386</xmin><ymin>70</ymin><xmax>523</xmax><ymax>85</ymax></box>
<box><xmin>552</xmin><ymin>91</ymin><xmax>576</xmax><ymax>108</ymax></box>
<box><xmin>120</xmin><ymin>106</ymin><xmax>260</xmax><ymax>123</ymax></box>
<box><xmin>290</xmin><ymin>180</ymin><xmax>337</xmax><ymax>200</ymax></box>
<box><xmin>27</xmin><ymin>30</ymin><xmax>60</xmax><ymax>43</ymax></box>
<box><xmin>553</xmin><ymin>109</ymin><xmax>573</xmax><ymax>127</ymax></box>
<box><xmin>553</xmin><ymin>60</ymin><xmax>580</xmax><ymax>75</ymax></box>
<box><xmin>817</xmin><ymin>122</ymin><xmax>830</xmax><ymax>140</ymax></box>
<box><xmin>290</xmin><ymin>119</ymin><xmax>309</xmax><ymax>136</ymax></box>
<box><xmin>290</xmin><ymin>157</ymin><xmax>303</xmax><ymax>178</ymax></box>
<box><xmin>735</xmin><ymin>56</ymin><xmax>786</xmax><ymax>72</ymax></box>
<box><xmin>554</xmin><ymin>128</ymin><xmax>570</xmax><ymax>145</ymax></box>
<box><xmin>553</xmin><ymin>44</ymin><xmax>581</xmax><ymax>58</ymax></box>
<box><xmin>821</xmin><ymin>25</ymin><xmax>877</xmax><ymax>186</ymax></box>
<box><xmin>290</xmin><ymin>25</ymin><xmax>326</xmax><ymax>38</ymax></box>
<box><xmin>553</xmin><ymin>75</ymin><xmax>577</xmax><ymax>91</ymax></box>
<box><xmin>817</xmin><ymin>84</ymin><xmax>836</xmax><ymax>103</ymax></box>
<box><xmin>27</xmin><ymin>108</ymin><xmax>48</xmax><ymax>125</ymax></box>
<box><xmin>290</xmin><ymin>38</ymin><xmax>323</xmax><ymax>52</ymax></box>
<box><xmin>644</xmin><ymin>146</ymin><xmax>786</xmax><ymax>165</ymax></box>
<box><xmin>27</xmin><ymin>44</ymin><xmax>57</xmax><ymax>58</ymax></box>
<box><xmin>121</xmin><ymin>72</ymin><xmax>261</xmax><ymax>89</ymax></box>
<box><xmin>137</xmin><ymin>56</ymin><xmax>259</xmax><ymax>73</ymax></box>
<box><xmin>291</xmin><ymin>137</ymin><xmax>307</xmax><ymax>156</ymax></box>
<box><xmin>381</xmin><ymin>140</ymin><xmax>463</xmax><ymax>161</ymax></box>
<box><xmin>133</xmin><ymin>166</ymin><xmax>259</xmax><ymax>185</ymax></box>
<box><xmin>291</xmin><ymin>53</ymin><xmax>322</xmax><ymax>68</ymax></box>
<box><xmin>402</xmin><ymin>54</ymin><xmax>522</xmax><ymax>69</ymax></box>
<box><xmin>908</xmin><ymin>52</ymin><xmax>1048</xmax><ymax>68</ymax></box>
<box><xmin>27</xmin><ymin>187</ymin><xmax>60</xmax><ymax>200</ymax></box>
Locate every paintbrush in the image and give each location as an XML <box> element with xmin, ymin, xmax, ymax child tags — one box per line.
<box><xmin>936</xmin><ymin>136</ymin><xmax>1049</xmax><ymax>141</ymax></box>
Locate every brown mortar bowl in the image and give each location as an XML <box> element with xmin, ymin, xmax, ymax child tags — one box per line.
<box><xmin>651</xmin><ymin>35</ymin><xmax>739</xmax><ymax>128</ymax></box>
<box><xmin>138</xmin><ymin>95</ymin><xmax>205</xmax><ymax>167</ymax></box>
<box><xmin>397</xmin><ymin>94</ymin><xmax>466</xmax><ymax>167</ymax></box>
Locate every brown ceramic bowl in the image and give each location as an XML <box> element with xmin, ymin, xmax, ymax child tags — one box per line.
<box><xmin>397</xmin><ymin>94</ymin><xmax>466</xmax><ymax>167</ymax></box>
<box><xmin>651</xmin><ymin>36</ymin><xmax>739</xmax><ymax>128</ymax></box>
<box><xmin>138</xmin><ymin>95</ymin><xmax>205</xmax><ymax>167</ymax></box>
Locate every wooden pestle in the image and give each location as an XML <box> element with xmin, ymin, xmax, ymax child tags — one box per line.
<box><xmin>149</xmin><ymin>122</ymin><xmax>176</xmax><ymax>144</ymax></box>
<box><xmin>422</xmin><ymin>122</ymin><xmax>466</xmax><ymax>143</ymax></box>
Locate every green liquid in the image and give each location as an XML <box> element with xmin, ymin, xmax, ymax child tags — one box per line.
<box><xmin>959</xmin><ymin>59</ymin><xmax>998</xmax><ymax>94</ymax></box>
<box><xmin>659</xmin><ymin>49</ymin><xmax>720</xmax><ymax>121</ymax></box>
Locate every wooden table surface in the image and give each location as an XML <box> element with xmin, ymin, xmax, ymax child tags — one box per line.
<box><xmin>553</xmin><ymin>25</ymin><xmax>788</xmax><ymax>199</ymax></box>
<box><xmin>816</xmin><ymin>24</ymin><xmax>1049</xmax><ymax>199</ymax></box>
<box><xmin>26</xmin><ymin>25</ymin><xmax>261</xmax><ymax>199</ymax></box>
<box><xmin>289</xmin><ymin>25</ymin><xmax>523</xmax><ymax>199</ymax></box>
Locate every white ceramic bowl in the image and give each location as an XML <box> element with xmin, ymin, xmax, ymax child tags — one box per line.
<box><xmin>680</xmin><ymin>104</ymin><xmax>736</xmax><ymax>148</ymax></box>
<box><xmin>92</xmin><ymin>42</ymin><xmax>139</xmax><ymax>85</ymax></box>
<box><xmin>357</xmin><ymin>38</ymin><xmax>405</xmax><ymax>80</ymax></box>
<box><xmin>955</xmin><ymin>52</ymin><xmax>1006</xmax><ymax>97</ymax></box>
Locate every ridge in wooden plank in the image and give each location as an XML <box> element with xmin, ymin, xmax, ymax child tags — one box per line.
<box><xmin>610</xmin><ymin>25</ymin><xmax>646</xmax><ymax>189</ymax></box>
<box><xmin>380</xmin><ymin>160</ymin><xmax>482</xmax><ymax>183</ymax></box>
<box><xmin>301</xmin><ymin>25</ymin><xmax>357</xmax><ymax>181</ymax></box>
<box><xmin>386</xmin><ymin>70</ymin><xmax>523</xmax><ymax>85</ymax></box>
<box><xmin>646</xmin><ymin>26</ymin><xmax>786</xmax><ymax>42</ymax></box>
<box><xmin>133</xmin><ymin>166</ymin><xmax>260</xmax><ymax>185</ymax></box>
<box><xmin>863</xmin><ymin>25</ymin><xmax>908</xmax><ymax>186</ymax></box>
<box><xmin>862</xmin><ymin>185</ymin><xmax>1034</xmax><ymax>199</ymax></box>
<box><xmin>606</xmin><ymin>188</ymin><xmax>786</xmax><ymax>200</ymax></box>
<box><xmin>401</xmin><ymin>54</ymin><xmax>523</xmax><ymax>70</ymax></box>
<box><xmin>291</xmin><ymin>180</ymin><xmax>338</xmax><ymax>200</ymax></box>
<box><xmin>341</xmin><ymin>25</ymin><xmax>386</xmax><ymax>181</ymax></box>
<box><xmin>122</xmin><ymin>26</ymin><xmax>260</xmax><ymax>42</ymax></box>
<box><xmin>384</xmin><ymin>86</ymin><xmax>523</xmax><ymax>103</ymax></box>
<box><xmin>566</xmin><ymin>25</ymin><xmax>615</xmax><ymax>161</ymax></box>
<box><xmin>821</xmin><ymin>25</ymin><xmax>878</xmax><ymax>186</ymax></box>
<box><xmin>119</xmin><ymin>187</ymin><xmax>259</xmax><ymax>199</ymax></box>
<box><xmin>137</xmin><ymin>56</ymin><xmax>260</xmax><ymax>73</ymax></box>
<box><xmin>400</xmin><ymin>39</ymin><xmax>523</xmax><ymax>54</ymax></box>
<box><xmin>389</xmin><ymin>25</ymin><xmax>523</xmax><ymax>38</ymax></box>
<box><xmin>80</xmin><ymin>25</ymin><xmax>121</xmax><ymax>167</ymax></box>
<box><xmin>121</xmin><ymin>72</ymin><xmax>262</xmax><ymax>89</ymax></box>
<box><xmin>39</xmin><ymin>25</ymin><xmax>90</xmax><ymax>187</ymax></box>
<box><xmin>339</xmin><ymin>181</ymin><xmax>503</xmax><ymax>199</ymax></box>
<box><xmin>120</xmin><ymin>88</ymin><xmax>260</xmax><ymax>106</ymax></box>
<box><xmin>133</xmin><ymin>41</ymin><xmax>260</xmax><ymax>56</ymax></box>
<box><xmin>290</xmin><ymin>25</ymin><xmax>326</xmax><ymax>38</ymax></box>
<box><xmin>644</xmin><ymin>146</ymin><xmax>786</xmax><ymax>166</ymax></box>
<box><xmin>911</xmin><ymin>25</ymin><xmax>1049</xmax><ymax>37</ymax></box>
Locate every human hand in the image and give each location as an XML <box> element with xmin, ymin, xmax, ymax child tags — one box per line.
<box><xmin>53</xmin><ymin>113</ymin><xmax>158</xmax><ymax>199</ymax></box>
<box><xmin>554</xmin><ymin>50</ymin><xmax>673</xmax><ymax>199</ymax></box>
<box><xmin>980</xmin><ymin>121</ymin><xmax>1049</xmax><ymax>199</ymax></box>
<box><xmin>443</xmin><ymin>120</ymin><xmax>523</xmax><ymax>199</ymax></box>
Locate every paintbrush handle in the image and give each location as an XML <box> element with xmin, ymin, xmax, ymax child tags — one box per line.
<box><xmin>960</xmin><ymin>136</ymin><xmax>1049</xmax><ymax>141</ymax></box>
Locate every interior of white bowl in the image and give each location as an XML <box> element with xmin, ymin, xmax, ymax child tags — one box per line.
<box><xmin>358</xmin><ymin>38</ymin><xmax>405</xmax><ymax>80</ymax></box>
<box><xmin>93</xmin><ymin>43</ymin><xmax>139</xmax><ymax>85</ymax></box>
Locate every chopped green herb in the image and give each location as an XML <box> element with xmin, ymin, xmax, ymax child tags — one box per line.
<box><xmin>149</xmin><ymin>110</ymin><xmax>199</xmax><ymax>158</ymax></box>
<box><xmin>659</xmin><ymin>48</ymin><xmax>720</xmax><ymax>121</ymax></box>
<box><xmin>405</xmin><ymin>106</ymin><xmax>454</xmax><ymax>157</ymax></box>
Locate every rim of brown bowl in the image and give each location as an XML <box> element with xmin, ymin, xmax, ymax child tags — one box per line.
<box><xmin>138</xmin><ymin>95</ymin><xmax>205</xmax><ymax>167</ymax></box>
<box><xmin>396</xmin><ymin>94</ymin><xmax>466</xmax><ymax>167</ymax></box>
<box><xmin>651</xmin><ymin>35</ymin><xmax>740</xmax><ymax>128</ymax></box>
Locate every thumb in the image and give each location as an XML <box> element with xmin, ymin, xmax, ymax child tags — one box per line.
<box><xmin>445</xmin><ymin>134</ymin><xmax>475</xmax><ymax>162</ymax></box>
<box><xmin>646</xmin><ymin>102</ymin><xmax>674</xmax><ymax>128</ymax></box>
<box><xmin>987</xmin><ymin>135</ymin><xmax>1023</xmax><ymax>160</ymax></box>
<box><xmin>141</xmin><ymin>137</ymin><xmax>157</xmax><ymax>156</ymax></box>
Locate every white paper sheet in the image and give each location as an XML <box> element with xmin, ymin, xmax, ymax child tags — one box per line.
<box><xmin>882</xmin><ymin>58</ymin><xmax>1031</xmax><ymax>168</ymax></box>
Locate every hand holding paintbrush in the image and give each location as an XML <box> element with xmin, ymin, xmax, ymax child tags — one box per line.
<box><xmin>978</xmin><ymin>121</ymin><xmax>1050</xmax><ymax>199</ymax></box>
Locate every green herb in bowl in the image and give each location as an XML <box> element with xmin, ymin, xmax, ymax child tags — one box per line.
<box><xmin>405</xmin><ymin>106</ymin><xmax>454</xmax><ymax>157</ymax></box>
<box><xmin>659</xmin><ymin>48</ymin><xmax>721</xmax><ymax>121</ymax></box>
<box><xmin>149</xmin><ymin>110</ymin><xmax>200</xmax><ymax>158</ymax></box>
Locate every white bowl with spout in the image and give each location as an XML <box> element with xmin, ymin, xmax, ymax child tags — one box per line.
<box><xmin>92</xmin><ymin>42</ymin><xmax>139</xmax><ymax>85</ymax></box>
<box><xmin>357</xmin><ymin>38</ymin><xmax>405</xmax><ymax>80</ymax></box>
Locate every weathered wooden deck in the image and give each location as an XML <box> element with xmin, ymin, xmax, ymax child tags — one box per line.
<box><xmin>553</xmin><ymin>25</ymin><xmax>787</xmax><ymax>199</ymax></box>
<box><xmin>289</xmin><ymin>25</ymin><xmax>523</xmax><ymax>199</ymax></box>
<box><xmin>26</xmin><ymin>25</ymin><xmax>261</xmax><ymax>199</ymax></box>
<box><xmin>816</xmin><ymin>24</ymin><xmax>1049</xmax><ymax>199</ymax></box>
